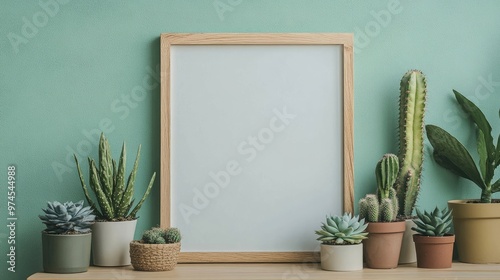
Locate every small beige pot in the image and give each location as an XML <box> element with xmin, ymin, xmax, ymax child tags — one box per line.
<box><xmin>320</xmin><ymin>243</ymin><xmax>363</xmax><ymax>271</ymax></box>
<box><xmin>398</xmin><ymin>219</ymin><xmax>417</xmax><ymax>264</ymax></box>
<box><xmin>448</xmin><ymin>200</ymin><xmax>500</xmax><ymax>263</ymax></box>
<box><xmin>91</xmin><ymin>220</ymin><xmax>137</xmax><ymax>266</ymax></box>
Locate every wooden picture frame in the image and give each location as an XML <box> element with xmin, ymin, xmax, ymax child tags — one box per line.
<box><xmin>160</xmin><ymin>33</ymin><xmax>354</xmax><ymax>263</ymax></box>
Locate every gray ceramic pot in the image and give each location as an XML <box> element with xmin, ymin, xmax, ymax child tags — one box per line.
<box><xmin>42</xmin><ymin>232</ymin><xmax>91</xmax><ymax>273</ymax></box>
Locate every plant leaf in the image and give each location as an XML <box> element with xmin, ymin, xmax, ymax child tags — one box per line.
<box><xmin>119</xmin><ymin>145</ymin><xmax>141</xmax><ymax>217</ymax></box>
<box><xmin>426</xmin><ymin>125</ymin><xmax>486</xmax><ymax>189</ymax></box>
<box><xmin>74</xmin><ymin>155</ymin><xmax>103</xmax><ymax>218</ymax></box>
<box><xmin>128</xmin><ymin>172</ymin><xmax>156</xmax><ymax>219</ymax></box>
<box><xmin>90</xmin><ymin>159</ymin><xmax>114</xmax><ymax>219</ymax></box>
<box><xmin>112</xmin><ymin>143</ymin><xmax>126</xmax><ymax>213</ymax></box>
<box><xmin>99</xmin><ymin>133</ymin><xmax>114</xmax><ymax>200</ymax></box>
<box><xmin>496</xmin><ymin>134</ymin><xmax>500</xmax><ymax>168</ymax></box>
<box><xmin>477</xmin><ymin>130</ymin><xmax>487</xmax><ymax>182</ymax></box>
<box><xmin>491</xmin><ymin>178</ymin><xmax>500</xmax><ymax>193</ymax></box>
<box><xmin>454</xmin><ymin>90</ymin><xmax>495</xmax><ymax>184</ymax></box>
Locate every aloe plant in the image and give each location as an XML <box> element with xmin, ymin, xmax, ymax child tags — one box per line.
<box><xmin>74</xmin><ymin>133</ymin><xmax>156</xmax><ymax>220</ymax></box>
<box><xmin>426</xmin><ymin>90</ymin><xmax>500</xmax><ymax>203</ymax></box>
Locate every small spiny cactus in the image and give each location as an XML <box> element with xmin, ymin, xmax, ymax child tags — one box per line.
<box><xmin>376</xmin><ymin>154</ymin><xmax>399</xmax><ymax>202</ymax></box>
<box><xmin>142</xmin><ymin>227</ymin><xmax>167</xmax><ymax>244</ymax></box>
<box><xmin>164</xmin><ymin>228</ymin><xmax>182</xmax><ymax>243</ymax></box>
<box><xmin>141</xmin><ymin>227</ymin><xmax>182</xmax><ymax>244</ymax></box>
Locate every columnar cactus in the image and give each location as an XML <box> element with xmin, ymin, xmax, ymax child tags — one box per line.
<box><xmin>376</xmin><ymin>154</ymin><xmax>399</xmax><ymax>201</ymax></box>
<box><xmin>39</xmin><ymin>201</ymin><xmax>95</xmax><ymax>234</ymax></box>
<box><xmin>395</xmin><ymin>70</ymin><xmax>427</xmax><ymax>217</ymax></box>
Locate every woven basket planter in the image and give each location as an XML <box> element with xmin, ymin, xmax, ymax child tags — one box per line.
<box><xmin>129</xmin><ymin>241</ymin><xmax>181</xmax><ymax>271</ymax></box>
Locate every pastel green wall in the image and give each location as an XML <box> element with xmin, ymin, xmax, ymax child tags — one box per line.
<box><xmin>1</xmin><ymin>0</ymin><xmax>500</xmax><ymax>279</ymax></box>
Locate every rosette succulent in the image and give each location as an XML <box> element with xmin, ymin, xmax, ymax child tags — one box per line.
<box><xmin>412</xmin><ymin>206</ymin><xmax>453</xmax><ymax>237</ymax></box>
<box><xmin>39</xmin><ymin>200</ymin><xmax>95</xmax><ymax>234</ymax></box>
<box><xmin>315</xmin><ymin>213</ymin><xmax>368</xmax><ymax>245</ymax></box>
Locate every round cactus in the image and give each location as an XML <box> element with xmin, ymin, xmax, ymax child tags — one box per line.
<box><xmin>164</xmin><ymin>227</ymin><xmax>182</xmax><ymax>243</ymax></box>
<box><xmin>141</xmin><ymin>227</ymin><xmax>182</xmax><ymax>244</ymax></box>
<box><xmin>142</xmin><ymin>227</ymin><xmax>166</xmax><ymax>244</ymax></box>
<box><xmin>315</xmin><ymin>213</ymin><xmax>368</xmax><ymax>245</ymax></box>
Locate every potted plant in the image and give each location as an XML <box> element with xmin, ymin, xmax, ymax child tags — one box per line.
<box><xmin>39</xmin><ymin>201</ymin><xmax>95</xmax><ymax>273</ymax></box>
<box><xmin>393</xmin><ymin>70</ymin><xmax>427</xmax><ymax>264</ymax></box>
<box><xmin>130</xmin><ymin>227</ymin><xmax>182</xmax><ymax>271</ymax></box>
<box><xmin>427</xmin><ymin>90</ymin><xmax>500</xmax><ymax>263</ymax></box>
<box><xmin>359</xmin><ymin>154</ymin><xmax>405</xmax><ymax>269</ymax></box>
<box><xmin>314</xmin><ymin>212</ymin><xmax>368</xmax><ymax>271</ymax></box>
<box><xmin>74</xmin><ymin>133</ymin><xmax>156</xmax><ymax>266</ymax></box>
<box><xmin>412</xmin><ymin>206</ymin><xmax>454</xmax><ymax>268</ymax></box>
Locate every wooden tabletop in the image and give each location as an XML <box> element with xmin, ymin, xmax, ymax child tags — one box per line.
<box><xmin>28</xmin><ymin>262</ymin><xmax>500</xmax><ymax>279</ymax></box>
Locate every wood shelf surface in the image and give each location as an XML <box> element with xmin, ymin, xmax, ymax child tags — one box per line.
<box><xmin>28</xmin><ymin>262</ymin><xmax>500</xmax><ymax>279</ymax></box>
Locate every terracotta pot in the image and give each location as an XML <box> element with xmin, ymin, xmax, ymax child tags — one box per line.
<box><xmin>398</xmin><ymin>219</ymin><xmax>417</xmax><ymax>264</ymax></box>
<box><xmin>320</xmin><ymin>243</ymin><xmax>363</xmax><ymax>271</ymax></box>
<box><xmin>413</xmin><ymin>234</ymin><xmax>455</xmax><ymax>268</ymax></box>
<box><xmin>448</xmin><ymin>200</ymin><xmax>500</xmax><ymax>263</ymax></box>
<box><xmin>363</xmin><ymin>221</ymin><xmax>405</xmax><ymax>269</ymax></box>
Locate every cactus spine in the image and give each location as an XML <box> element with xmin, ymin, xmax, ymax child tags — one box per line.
<box><xmin>395</xmin><ymin>70</ymin><xmax>427</xmax><ymax>217</ymax></box>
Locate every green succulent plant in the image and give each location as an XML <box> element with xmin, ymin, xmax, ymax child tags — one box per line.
<box><xmin>39</xmin><ymin>200</ymin><xmax>95</xmax><ymax>234</ymax></box>
<box><xmin>395</xmin><ymin>70</ymin><xmax>427</xmax><ymax>218</ymax></box>
<box><xmin>426</xmin><ymin>90</ymin><xmax>500</xmax><ymax>203</ymax></box>
<box><xmin>412</xmin><ymin>206</ymin><xmax>452</xmax><ymax>237</ymax></box>
<box><xmin>141</xmin><ymin>227</ymin><xmax>182</xmax><ymax>244</ymax></box>
<box><xmin>315</xmin><ymin>213</ymin><xmax>368</xmax><ymax>245</ymax></box>
<box><xmin>142</xmin><ymin>227</ymin><xmax>167</xmax><ymax>244</ymax></box>
<box><xmin>74</xmin><ymin>133</ymin><xmax>156</xmax><ymax>221</ymax></box>
<box><xmin>359</xmin><ymin>155</ymin><xmax>400</xmax><ymax>222</ymax></box>
<box><xmin>165</xmin><ymin>227</ymin><xmax>182</xmax><ymax>243</ymax></box>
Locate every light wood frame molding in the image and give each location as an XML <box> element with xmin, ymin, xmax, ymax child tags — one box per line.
<box><xmin>160</xmin><ymin>33</ymin><xmax>354</xmax><ymax>263</ymax></box>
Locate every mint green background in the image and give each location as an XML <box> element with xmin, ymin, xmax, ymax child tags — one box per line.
<box><xmin>1</xmin><ymin>0</ymin><xmax>500</xmax><ymax>279</ymax></box>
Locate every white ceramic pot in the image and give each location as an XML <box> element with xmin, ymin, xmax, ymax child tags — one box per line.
<box><xmin>398</xmin><ymin>219</ymin><xmax>417</xmax><ymax>264</ymax></box>
<box><xmin>91</xmin><ymin>220</ymin><xmax>137</xmax><ymax>266</ymax></box>
<box><xmin>320</xmin><ymin>243</ymin><xmax>363</xmax><ymax>271</ymax></box>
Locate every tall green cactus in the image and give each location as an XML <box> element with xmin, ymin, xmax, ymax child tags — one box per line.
<box><xmin>395</xmin><ymin>70</ymin><xmax>427</xmax><ymax>217</ymax></box>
